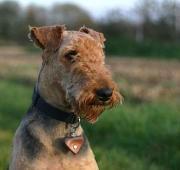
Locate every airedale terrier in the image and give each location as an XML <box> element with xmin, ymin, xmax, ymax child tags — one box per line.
<box><xmin>9</xmin><ymin>25</ymin><xmax>122</xmax><ymax>170</ymax></box>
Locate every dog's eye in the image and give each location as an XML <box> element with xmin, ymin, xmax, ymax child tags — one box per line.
<box><xmin>64</xmin><ymin>50</ymin><xmax>78</xmax><ymax>63</ymax></box>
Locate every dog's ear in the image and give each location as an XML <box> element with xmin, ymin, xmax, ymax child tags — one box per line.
<box><xmin>79</xmin><ymin>26</ymin><xmax>106</xmax><ymax>48</ymax></box>
<box><xmin>29</xmin><ymin>25</ymin><xmax>66</xmax><ymax>51</ymax></box>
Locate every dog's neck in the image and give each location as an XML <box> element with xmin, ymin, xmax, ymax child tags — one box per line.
<box><xmin>37</xmin><ymin>63</ymin><xmax>73</xmax><ymax>113</ymax></box>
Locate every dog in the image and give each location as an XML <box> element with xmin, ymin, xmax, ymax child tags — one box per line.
<box><xmin>9</xmin><ymin>25</ymin><xmax>122</xmax><ymax>170</ymax></box>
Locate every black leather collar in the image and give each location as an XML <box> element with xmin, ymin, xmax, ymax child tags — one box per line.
<box><xmin>31</xmin><ymin>88</ymin><xmax>79</xmax><ymax>124</ymax></box>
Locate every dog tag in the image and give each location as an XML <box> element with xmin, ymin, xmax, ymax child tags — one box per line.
<box><xmin>65</xmin><ymin>136</ymin><xmax>84</xmax><ymax>154</ymax></box>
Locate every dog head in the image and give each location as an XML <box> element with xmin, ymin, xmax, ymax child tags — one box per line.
<box><xmin>29</xmin><ymin>25</ymin><xmax>122</xmax><ymax>123</ymax></box>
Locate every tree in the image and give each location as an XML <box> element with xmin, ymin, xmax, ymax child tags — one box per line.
<box><xmin>0</xmin><ymin>1</ymin><xmax>21</xmax><ymax>40</ymax></box>
<box><xmin>135</xmin><ymin>0</ymin><xmax>158</xmax><ymax>41</ymax></box>
<box><xmin>97</xmin><ymin>8</ymin><xmax>135</xmax><ymax>39</ymax></box>
<box><xmin>49</xmin><ymin>3</ymin><xmax>94</xmax><ymax>29</ymax></box>
<box><xmin>157</xmin><ymin>0</ymin><xmax>178</xmax><ymax>41</ymax></box>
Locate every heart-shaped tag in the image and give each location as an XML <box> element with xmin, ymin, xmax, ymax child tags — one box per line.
<box><xmin>65</xmin><ymin>136</ymin><xmax>84</xmax><ymax>154</ymax></box>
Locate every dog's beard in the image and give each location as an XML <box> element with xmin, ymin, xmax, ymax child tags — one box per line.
<box><xmin>72</xmin><ymin>91</ymin><xmax>121</xmax><ymax>123</ymax></box>
<box><xmin>75</xmin><ymin>104</ymin><xmax>105</xmax><ymax>123</ymax></box>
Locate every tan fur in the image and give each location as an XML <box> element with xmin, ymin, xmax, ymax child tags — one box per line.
<box><xmin>10</xmin><ymin>25</ymin><xmax>122</xmax><ymax>170</ymax></box>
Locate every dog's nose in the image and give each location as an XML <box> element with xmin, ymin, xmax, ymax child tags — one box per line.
<box><xmin>96</xmin><ymin>88</ymin><xmax>113</xmax><ymax>101</ymax></box>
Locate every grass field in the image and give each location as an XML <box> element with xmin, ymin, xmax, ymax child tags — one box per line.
<box><xmin>0</xmin><ymin>46</ymin><xmax>180</xmax><ymax>170</ymax></box>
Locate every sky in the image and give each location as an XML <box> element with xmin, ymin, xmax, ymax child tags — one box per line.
<box><xmin>0</xmin><ymin>0</ymin><xmax>138</xmax><ymax>18</ymax></box>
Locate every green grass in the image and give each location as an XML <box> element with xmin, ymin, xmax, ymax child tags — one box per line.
<box><xmin>84</xmin><ymin>102</ymin><xmax>180</xmax><ymax>170</ymax></box>
<box><xmin>0</xmin><ymin>80</ymin><xmax>180</xmax><ymax>170</ymax></box>
<box><xmin>0</xmin><ymin>80</ymin><xmax>32</xmax><ymax>170</ymax></box>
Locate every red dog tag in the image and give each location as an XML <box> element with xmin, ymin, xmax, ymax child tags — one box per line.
<box><xmin>65</xmin><ymin>136</ymin><xmax>84</xmax><ymax>154</ymax></box>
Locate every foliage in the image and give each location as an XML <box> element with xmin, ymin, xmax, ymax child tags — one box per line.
<box><xmin>105</xmin><ymin>37</ymin><xmax>180</xmax><ymax>59</ymax></box>
<box><xmin>0</xmin><ymin>0</ymin><xmax>180</xmax><ymax>58</ymax></box>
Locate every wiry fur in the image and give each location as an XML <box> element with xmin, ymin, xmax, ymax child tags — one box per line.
<box><xmin>9</xmin><ymin>25</ymin><xmax>122</xmax><ymax>170</ymax></box>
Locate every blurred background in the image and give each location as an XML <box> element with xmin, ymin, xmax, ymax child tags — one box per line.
<box><xmin>0</xmin><ymin>0</ymin><xmax>180</xmax><ymax>170</ymax></box>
